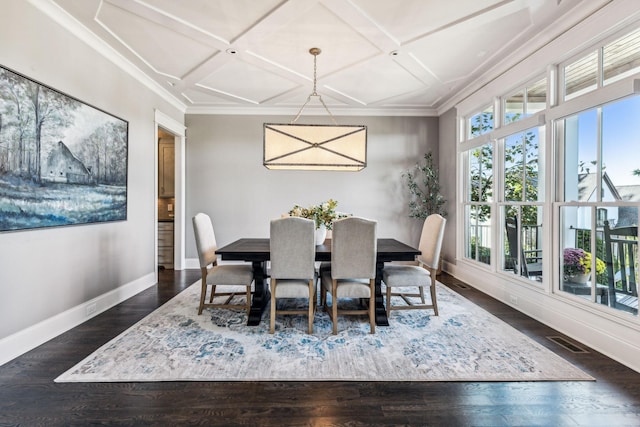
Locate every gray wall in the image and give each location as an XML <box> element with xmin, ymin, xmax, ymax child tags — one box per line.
<box><xmin>438</xmin><ymin>107</ymin><xmax>457</xmax><ymax>266</ymax></box>
<box><xmin>0</xmin><ymin>2</ymin><xmax>184</xmax><ymax>339</ymax></box>
<box><xmin>185</xmin><ymin>115</ymin><xmax>439</xmax><ymax>256</ymax></box>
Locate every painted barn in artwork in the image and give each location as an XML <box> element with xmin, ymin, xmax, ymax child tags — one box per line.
<box><xmin>43</xmin><ymin>141</ymin><xmax>94</xmax><ymax>185</ymax></box>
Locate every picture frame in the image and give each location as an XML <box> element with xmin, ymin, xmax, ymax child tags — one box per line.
<box><xmin>0</xmin><ymin>65</ymin><xmax>128</xmax><ymax>232</ymax></box>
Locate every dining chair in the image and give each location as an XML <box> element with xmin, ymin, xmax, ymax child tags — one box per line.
<box><xmin>192</xmin><ymin>213</ymin><xmax>254</xmax><ymax>315</ymax></box>
<box><xmin>321</xmin><ymin>216</ymin><xmax>377</xmax><ymax>335</ymax></box>
<box><xmin>269</xmin><ymin>216</ymin><xmax>317</xmax><ymax>333</ymax></box>
<box><xmin>382</xmin><ymin>214</ymin><xmax>446</xmax><ymax>317</ymax></box>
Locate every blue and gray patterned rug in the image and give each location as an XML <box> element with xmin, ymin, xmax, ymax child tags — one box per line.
<box><xmin>56</xmin><ymin>281</ymin><xmax>593</xmax><ymax>382</ymax></box>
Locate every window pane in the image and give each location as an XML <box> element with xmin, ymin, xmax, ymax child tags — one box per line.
<box><xmin>466</xmin><ymin>205</ymin><xmax>491</xmax><ymax>265</ymax></box>
<box><xmin>524</xmin><ymin>129</ymin><xmax>542</xmax><ymax>202</ymax></box>
<box><xmin>504</xmin><ymin>129</ymin><xmax>542</xmax><ymax>202</ymax></box>
<box><xmin>563</xmin><ymin>109</ymin><xmax>598</xmax><ymax>201</ymax></box>
<box><xmin>602</xmin><ymin>96</ymin><xmax>640</xmax><ymax>206</ymax></box>
<box><xmin>602</xmin><ymin>217</ymin><xmax>638</xmax><ymax>315</ymax></box>
<box><xmin>469</xmin><ymin>144</ymin><xmax>493</xmax><ymax>202</ymax></box>
<box><xmin>502</xmin><ymin>205</ymin><xmax>543</xmax><ymax>282</ymax></box>
<box><xmin>504</xmin><ymin>90</ymin><xmax>524</xmax><ymax>125</ymax></box>
<box><xmin>527</xmin><ymin>78</ymin><xmax>547</xmax><ymax>115</ymax></box>
<box><xmin>469</xmin><ymin>106</ymin><xmax>494</xmax><ymax>138</ymax></box>
<box><xmin>560</xmin><ymin>206</ymin><xmax>597</xmax><ymax>296</ymax></box>
<box><xmin>603</xmin><ymin>28</ymin><xmax>640</xmax><ymax>85</ymax></box>
<box><xmin>565</xmin><ymin>51</ymin><xmax>598</xmax><ymax>100</ymax></box>
<box><xmin>504</xmin><ymin>134</ymin><xmax>524</xmax><ymax>201</ymax></box>
<box><xmin>560</xmin><ymin>206</ymin><xmax>638</xmax><ymax>316</ymax></box>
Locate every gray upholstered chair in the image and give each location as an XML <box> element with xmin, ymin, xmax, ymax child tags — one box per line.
<box><xmin>382</xmin><ymin>214</ymin><xmax>446</xmax><ymax>317</ymax></box>
<box><xmin>192</xmin><ymin>213</ymin><xmax>254</xmax><ymax>315</ymax></box>
<box><xmin>321</xmin><ymin>217</ymin><xmax>377</xmax><ymax>335</ymax></box>
<box><xmin>269</xmin><ymin>216</ymin><xmax>317</xmax><ymax>333</ymax></box>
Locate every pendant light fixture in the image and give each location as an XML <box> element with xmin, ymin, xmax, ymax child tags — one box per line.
<box><xmin>263</xmin><ymin>48</ymin><xmax>367</xmax><ymax>171</ymax></box>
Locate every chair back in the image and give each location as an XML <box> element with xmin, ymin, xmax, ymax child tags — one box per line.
<box><xmin>270</xmin><ymin>216</ymin><xmax>316</xmax><ymax>279</ymax></box>
<box><xmin>331</xmin><ymin>217</ymin><xmax>377</xmax><ymax>279</ymax></box>
<box><xmin>417</xmin><ymin>214</ymin><xmax>446</xmax><ymax>269</ymax></box>
<box><xmin>603</xmin><ymin>220</ymin><xmax>638</xmax><ymax>302</ymax></box>
<box><xmin>192</xmin><ymin>213</ymin><xmax>218</xmax><ymax>268</ymax></box>
<box><xmin>505</xmin><ymin>216</ymin><xmax>529</xmax><ymax>276</ymax></box>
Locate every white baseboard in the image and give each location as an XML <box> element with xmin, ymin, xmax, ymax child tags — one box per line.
<box><xmin>0</xmin><ymin>272</ymin><xmax>156</xmax><ymax>367</ymax></box>
<box><xmin>443</xmin><ymin>260</ymin><xmax>640</xmax><ymax>374</ymax></box>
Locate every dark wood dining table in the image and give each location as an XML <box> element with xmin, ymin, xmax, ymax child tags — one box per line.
<box><xmin>215</xmin><ymin>238</ymin><xmax>421</xmax><ymax>326</ymax></box>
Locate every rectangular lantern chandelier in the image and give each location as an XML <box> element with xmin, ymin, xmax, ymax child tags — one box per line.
<box><xmin>263</xmin><ymin>48</ymin><xmax>367</xmax><ymax>171</ymax></box>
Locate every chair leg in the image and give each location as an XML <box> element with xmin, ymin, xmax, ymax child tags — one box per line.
<box><xmin>419</xmin><ymin>285</ymin><xmax>425</xmax><ymax>304</ymax></box>
<box><xmin>209</xmin><ymin>285</ymin><xmax>216</xmax><ymax>303</ymax></box>
<box><xmin>386</xmin><ymin>285</ymin><xmax>392</xmax><ymax>318</ymax></box>
<box><xmin>429</xmin><ymin>271</ymin><xmax>439</xmax><ymax>316</ymax></box>
<box><xmin>308</xmin><ymin>279</ymin><xmax>314</xmax><ymax>334</ymax></box>
<box><xmin>198</xmin><ymin>269</ymin><xmax>207</xmax><ymax>315</ymax></box>
<box><xmin>246</xmin><ymin>285</ymin><xmax>251</xmax><ymax>315</ymax></box>
<box><xmin>369</xmin><ymin>279</ymin><xmax>375</xmax><ymax>334</ymax></box>
<box><xmin>270</xmin><ymin>279</ymin><xmax>277</xmax><ymax>334</ymax></box>
<box><xmin>332</xmin><ymin>279</ymin><xmax>338</xmax><ymax>335</ymax></box>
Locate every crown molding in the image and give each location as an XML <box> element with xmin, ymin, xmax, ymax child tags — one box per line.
<box><xmin>185</xmin><ymin>105</ymin><xmax>438</xmax><ymax>117</ymax></box>
<box><xmin>28</xmin><ymin>0</ymin><xmax>188</xmax><ymax>114</ymax></box>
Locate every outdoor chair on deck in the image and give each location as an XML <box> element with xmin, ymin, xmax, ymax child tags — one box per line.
<box><xmin>603</xmin><ymin>220</ymin><xmax>638</xmax><ymax>314</ymax></box>
<box><xmin>192</xmin><ymin>213</ymin><xmax>254</xmax><ymax>315</ymax></box>
<box><xmin>269</xmin><ymin>216</ymin><xmax>317</xmax><ymax>334</ymax></box>
<box><xmin>505</xmin><ymin>217</ymin><xmax>542</xmax><ymax>279</ymax></box>
<box><xmin>382</xmin><ymin>214</ymin><xmax>446</xmax><ymax>317</ymax></box>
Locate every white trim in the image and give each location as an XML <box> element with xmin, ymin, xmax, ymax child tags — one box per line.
<box><xmin>0</xmin><ymin>273</ymin><xmax>156</xmax><ymax>367</ymax></box>
<box><xmin>28</xmin><ymin>0</ymin><xmax>187</xmax><ymax>114</ymax></box>
<box><xmin>185</xmin><ymin>105</ymin><xmax>438</xmax><ymax>117</ymax></box>
<box><xmin>155</xmin><ymin>110</ymin><xmax>187</xmax><ymax>271</ymax></box>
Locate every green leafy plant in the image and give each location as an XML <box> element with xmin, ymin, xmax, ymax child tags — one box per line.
<box><xmin>404</xmin><ymin>152</ymin><xmax>447</xmax><ymax>219</ymax></box>
<box><xmin>288</xmin><ymin>199</ymin><xmax>346</xmax><ymax>230</ymax></box>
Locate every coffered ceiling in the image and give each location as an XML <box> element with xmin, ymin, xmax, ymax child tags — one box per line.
<box><xmin>45</xmin><ymin>0</ymin><xmax>607</xmax><ymax>116</ymax></box>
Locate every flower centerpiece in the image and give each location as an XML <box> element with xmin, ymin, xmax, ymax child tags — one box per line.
<box><xmin>563</xmin><ymin>248</ymin><xmax>605</xmax><ymax>283</ymax></box>
<box><xmin>288</xmin><ymin>199</ymin><xmax>347</xmax><ymax>244</ymax></box>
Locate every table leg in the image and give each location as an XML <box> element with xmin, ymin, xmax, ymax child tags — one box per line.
<box><xmin>374</xmin><ymin>260</ymin><xmax>389</xmax><ymax>326</ymax></box>
<box><xmin>248</xmin><ymin>261</ymin><xmax>269</xmax><ymax>326</ymax></box>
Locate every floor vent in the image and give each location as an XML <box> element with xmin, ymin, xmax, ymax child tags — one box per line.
<box><xmin>547</xmin><ymin>336</ymin><xmax>589</xmax><ymax>353</ymax></box>
<box><xmin>451</xmin><ymin>282</ymin><xmax>468</xmax><ymax>289</ymax></box>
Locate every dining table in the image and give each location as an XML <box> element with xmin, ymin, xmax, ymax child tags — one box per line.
<box><xmin>215</xmin><ymin>238</ymin><xmax>421</xmax><ymax>326</ymax></box>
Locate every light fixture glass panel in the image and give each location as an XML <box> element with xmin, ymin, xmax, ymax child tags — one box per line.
<box><xmin>264</xmin><ymin>123</ymin><xmax>367</xmax><ymax>171</ymax></box>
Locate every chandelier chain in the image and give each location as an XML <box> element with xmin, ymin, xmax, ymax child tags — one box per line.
<box><xmin>291</xmin><ymin>48</ymin><xmax>338</xmax><ymax>125</ymax></box>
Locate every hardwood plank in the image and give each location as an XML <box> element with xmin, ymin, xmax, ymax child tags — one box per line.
<box><xmin>1</xmin><ymin>270</ymin><xmax>640</xmax><ymax>426</ymax></box>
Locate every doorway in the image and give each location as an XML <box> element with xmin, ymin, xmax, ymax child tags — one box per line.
<box><xmin>154</xmin><ymin>110</ymin><xmax>186</xmax><ymax>274</ymax></box>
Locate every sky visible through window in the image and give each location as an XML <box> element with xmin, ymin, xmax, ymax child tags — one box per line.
<box><xmin>576</xmin><ymin>96</ymin><xmax>640</xmax><ymax>187</ymax></box>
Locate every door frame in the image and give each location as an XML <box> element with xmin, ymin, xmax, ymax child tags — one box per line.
<box><xmin>155</xmin><ymin>110</ymin><xmax>186</xmax><ymax>273</ymax></box>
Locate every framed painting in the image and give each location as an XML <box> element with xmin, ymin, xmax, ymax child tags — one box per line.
<box><xmin>0</xmin><ymin>65</ymin><xmax>128</xmax><ymax>232</ymax></box>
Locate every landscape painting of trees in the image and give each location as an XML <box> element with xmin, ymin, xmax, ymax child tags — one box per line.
<box><xmin>0</xmin><ymin>65</ymin><xmax>128</xmax><ymax>232</ymax></box>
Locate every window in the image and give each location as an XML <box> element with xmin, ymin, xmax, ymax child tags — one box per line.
<box><xmin>504</xmin><ymin>78</ymin><xmax>547</xmax><ymax>125</ymax></box>
<box><xmin>563</xmin><ymin>27</ymin><xmax>640</xmax><ymax>101</ymax></box>
<box><xmin>557</xmin><ymin>96</ymin><xmax>640</xmax><ymax>315</ymax></box>
<box><xmin>463</xmin><ymin>144</ymin><xmax>493</xmax><ymax>265</ymax></box>
<box><xmin>603</xmin><ymin>27</ymin><xmax>640</xmax><ymax>85</ymax></box>
<box><xmin>564</xmin><ymin>51</ymin><xmax>598</xmax><ymax>101</ymax></box>
<box><xmin>500</xmin><ymin>128</ymin><xmax>544</xmax><ymax>281</ymax></box>
<box><xmin>468</xmin><ymin>105</ymin><xmax>494</xmax><ymax>138</ymax></box>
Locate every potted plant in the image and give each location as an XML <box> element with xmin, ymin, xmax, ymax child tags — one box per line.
<box><xmin>404</xmin><ymin>152</ymin><xmax>447</xmax><ymax>272</ymax></box>
<box><xmin>288</xmin><ymin>199</ymin><xmax>346</xmax><ymax>244</ymax></box>
<box><xmin>404</xmin><ymin>152</ymin><xmax>447</xmax><ymax>220</ymax></box>
<box><xmin>563</xmin><ymin>248</ymin><xmax>605</xmax><ymax>283</ymax></box>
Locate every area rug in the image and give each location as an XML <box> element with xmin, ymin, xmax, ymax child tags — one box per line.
<box><xmin>55</xmin><ymin>281</ymin><xmax>593</xmax><ymax>382</ymax></box>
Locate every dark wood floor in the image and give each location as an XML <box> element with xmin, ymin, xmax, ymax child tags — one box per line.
<box><xmin>2</xmin><ymin>270</ymin><xmax>640</xmax><ymax>426</ymax></box>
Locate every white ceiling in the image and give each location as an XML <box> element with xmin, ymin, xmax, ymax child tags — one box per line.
<box><xmin>46</xmin><ymin>0</ymin><xmax>604</xmax><ymax>116</ymax></box>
